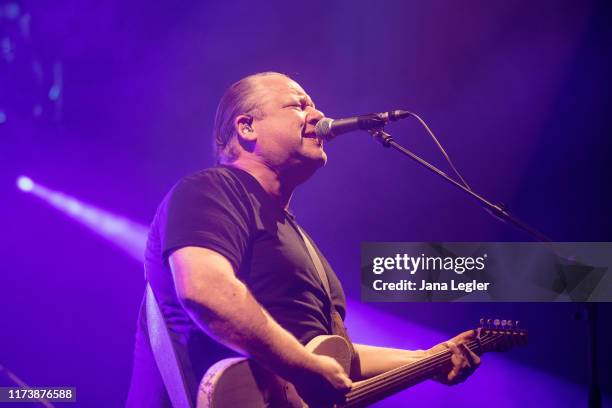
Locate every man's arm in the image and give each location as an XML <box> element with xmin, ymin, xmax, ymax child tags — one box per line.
<box><xmin>168</xmin><ymin>246</ymin><xmax>351</xmax><ymax>402</ymax></box>
<box><xmin>352</xmin><ymin>331</ymin><xmax>480</xmax><ymax>383</ymax></box>
<box><xmin>352</xmin><ymin>344</ymin><xmax>426</xmax><ymax>380</ymax></box>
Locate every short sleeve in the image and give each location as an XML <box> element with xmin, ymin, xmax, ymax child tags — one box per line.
<box><xmin>159</xmin><ymin>170</ymin><xmax>252</xmax><ymax>272</ymax></box>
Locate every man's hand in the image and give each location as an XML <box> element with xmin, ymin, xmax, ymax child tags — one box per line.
<box><xmin>428</xmin><ymin>330</ymin><xmax>481</xmax><ymax>385</ymax></box>
<box><xmin>292</xmin><ymin>354</ymin><xmax>352</xmax><ymax>407</ymax></box>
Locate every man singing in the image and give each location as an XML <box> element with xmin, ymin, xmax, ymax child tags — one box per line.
<box><xmin>127</xmin><ymin>72</ymin><xmax>479</xmax><ymax>407</ymax></box>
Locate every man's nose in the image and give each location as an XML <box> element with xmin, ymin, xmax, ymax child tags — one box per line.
<box><xmin>307</xmin><ymin>107</ymin><xmax>325</xmax><ymax>126</ymax></box>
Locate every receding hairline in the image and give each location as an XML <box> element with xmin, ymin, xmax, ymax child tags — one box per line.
<box><xmin>213</xmin><ymin>71</ymin><xmax>313</xmax><ymax>164</ymax></box>
<box><xmin>244</xmin><ymin>72</ymin><xmax>314</xmax><ymax>109</ymax></box>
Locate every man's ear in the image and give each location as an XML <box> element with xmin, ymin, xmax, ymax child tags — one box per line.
<box><xmin>234</xmin><ymin>114</ymin><xmax>256</xmax><ymax>142</ymax></box>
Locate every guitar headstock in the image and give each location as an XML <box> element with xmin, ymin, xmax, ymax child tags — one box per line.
<box><xmin>475</xmin><ymin>318</ymin><xmax>528</xmax><ymax>354</ymax></box>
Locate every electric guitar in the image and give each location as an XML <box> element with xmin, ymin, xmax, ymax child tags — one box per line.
<box><xmin>197</xmin><ymin>318</ymin><xmax>528</xmax><ymax>407</ymax></box>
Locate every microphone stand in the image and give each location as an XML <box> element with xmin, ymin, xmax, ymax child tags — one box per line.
<box><xmin>369</xmin><ymin>127</ymin><xmax>602</xmax><ymax>408</ymax></box>
<box><xmin>369</xmin><ymin>128</ymin><xmax>550</xmax><ymax>242</ymax></box>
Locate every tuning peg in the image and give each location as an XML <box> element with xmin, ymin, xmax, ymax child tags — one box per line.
<box><xmin>501</xmin><ymin>319</ymin><xmax>507</xmax><ymax>328</ymax></box>
<box><xmin>515</xmin><ymin>320</ymin><xmax>520</xmax><ymax>328</ymax></box>
<box><xmin>494</xmin><ymin>319</ymin><xmax>500</xmax><ymax>328</ymax></box>
<box><xmin>487</xmin><ymin>318</ymin><xmax>492</xmax><ymax>328</ymax></box>
<box><xmin>480</xmin><ymin>318</ymin><xmax>485</xmax><ymax>327</ymax></box>
<box><xmin>506</xmin><ymin>320</ymin><xmax>513</xmax><ymax>329</ymax></box>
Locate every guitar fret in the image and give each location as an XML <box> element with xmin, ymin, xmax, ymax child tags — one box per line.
<box><xmin>343</xmin><ymin>336</ymin><xmax>504</xmax><ymax>407</ymax></box>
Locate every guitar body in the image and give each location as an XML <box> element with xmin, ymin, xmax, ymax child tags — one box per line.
<box><xmin>197</xmin><ymin>335</ymin><xmax>352</xmax><ymax>408</ymax></box>
<box><xmin>197</xmin><ymin>320</ymin><xmax>527</xmax><ymax>408</ymax></box>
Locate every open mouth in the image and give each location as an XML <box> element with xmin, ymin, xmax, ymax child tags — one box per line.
<box><xmin>304</xmin><ymin>133</ymin><xmax>323</xmax><ymax>147</ymax></box>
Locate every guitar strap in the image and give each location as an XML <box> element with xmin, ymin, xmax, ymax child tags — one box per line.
<box><xmin>294</xmin><ymin>224</ymin><xmax>356</xmax><ymax>362</ymax></box>
<box><xmin>145</xmin><ymin>279</ymin><xmax>194</xmax><ymax>408</ymax></box>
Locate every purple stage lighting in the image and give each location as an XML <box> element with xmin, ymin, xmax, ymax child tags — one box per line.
<box><xmin>16</xmin><ymin>176</ymin><xmax>148</xmax><ymax>261</ymax></box>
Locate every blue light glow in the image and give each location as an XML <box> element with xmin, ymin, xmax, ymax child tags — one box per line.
<box><xmin>4</xmin><ymin>3</ymin><xmax>20</xmax><ymax>19</ymax></box>
<box><xmin>16</xmin><ymin>176</ymin><xmax>34</xmax><ymax>192</ymax></box>
<box><xmin>48</xmin><ymin>85</ymin><xmax>60</xmax><ymax>101</ymax></box>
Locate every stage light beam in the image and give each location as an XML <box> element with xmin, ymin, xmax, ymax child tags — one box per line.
<box><xmin>16</xmin><ymin>176</ymin><xmax>147</xmax><ymax>261</ymax></box>
<box><xmin>16</xmin><ymin>176</ymin><xmax>34</xmax><ymax>192</ymax></box>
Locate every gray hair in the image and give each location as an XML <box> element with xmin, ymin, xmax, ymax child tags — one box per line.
<box><xmin>213</xmin><ymin>71</ymin><xmax>290</xmax><ymax>164</ymax></box>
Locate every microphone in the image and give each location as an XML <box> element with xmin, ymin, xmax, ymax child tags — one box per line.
<box><xmin>315</xmin><ymin>110</ymin><xmax>411</xmax><ymax>141</ymax></box>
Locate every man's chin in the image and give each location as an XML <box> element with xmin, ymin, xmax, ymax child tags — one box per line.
<box><xmin>307</xmin><ymin>151</ymin><xmax>327</xmax><ymax>168</ymax></box>
<box><xmin>290</xmin><ymin>148</ymin><xmax>327</xmax><ymax>173</ymax></box>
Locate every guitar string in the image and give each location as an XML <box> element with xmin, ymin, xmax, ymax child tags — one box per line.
<box><xmin>347</xmin><ymin>328</ymin><xmax>525</xmax><ymax>396</ymax></box>
<box><xmin>349</xmin><ymin>337</ymin><xmax>484</xmax><ymax>392</ymax></box>
<box><xmin>344</xmin><ymin>338</ymin><xmax>482</xmax><ymax>404</ymax></box>
<box><xmin>343</xmin><ymin>336</ymin><xmax>498</xmax><ymax>406</ymax></box>
<box><xmin>345</xmin><ymin>333</ymin><xmax>514</xmax><ymax>401</ymax></box>
<box><xmin>343</xmin><ymin>333</ymin><xmax>516</xmax><ymax>406</ymax></box>
<box><xmin>343</xmin><ymin>331</ymin><xmax>526</xmax><ymax>406</ymax></box>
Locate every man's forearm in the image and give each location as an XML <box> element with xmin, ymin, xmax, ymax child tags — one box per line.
<box><xmin>352</xmin><ymin>343</ymin><xmax>427</xmax><ymax>380</ymax></box>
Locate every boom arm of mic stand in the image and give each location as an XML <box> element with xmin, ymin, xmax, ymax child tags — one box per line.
<box><xmin>370</xmin><ymin>128</ymin><xmax>601</xmax><ymax>408</ymax></box>
<box><xmin>369</xmin><ymin>128</ymin><xmax>551</xmax><ymax>243</ymax></box>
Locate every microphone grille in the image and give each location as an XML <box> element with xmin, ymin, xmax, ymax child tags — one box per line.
<box><xmin>315</xmin><ymin>117</ymin><xmax>334</xmax><ymax>140</ymax></box>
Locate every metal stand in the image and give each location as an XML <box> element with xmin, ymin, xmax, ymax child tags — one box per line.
<box><xmin>370</xmin><ymin>128</ymin><xmax>550</xmax><ymax>242</ymax></box>
<box><xmin>370</xmin><ymin>127</ymin><xmax>602</xmax><ymax>408</ymax></box>
<box><xmin>582</xmin><ymin>303</ymin><xmax>602</xmax><ymax>408</ymax></box>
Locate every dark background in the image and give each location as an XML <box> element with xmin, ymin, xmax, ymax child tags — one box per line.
<box><xmin>1</xmin><ymin>0</ymin><xmax>611</xmax><ymax>406</ymax></box>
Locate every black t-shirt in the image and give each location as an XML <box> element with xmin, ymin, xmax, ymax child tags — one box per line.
<box><xmin>127</xmin><ymin>166</ymin><xmax>346</xmax><ymax>406</ymax></box>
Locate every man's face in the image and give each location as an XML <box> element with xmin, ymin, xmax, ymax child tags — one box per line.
<box><xmin>250</xmin><ymin>75</ymin><xmax>326</xmax><ymax>171</ymax></box>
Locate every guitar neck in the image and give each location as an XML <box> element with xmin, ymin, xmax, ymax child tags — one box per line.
<box><xmin>341</xmin><ymin>319</ymin><xmax>529</xmax><ymax>408</ymax></box>
<box><xmin>342</xmin><ymin>340</ymin><xmax>480</xmax><ymax>408</ymax></box>
<box><xmin>340</xmin><ymin>321</ymin><xmax>527</xmax><ymax>407</ymax></box>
